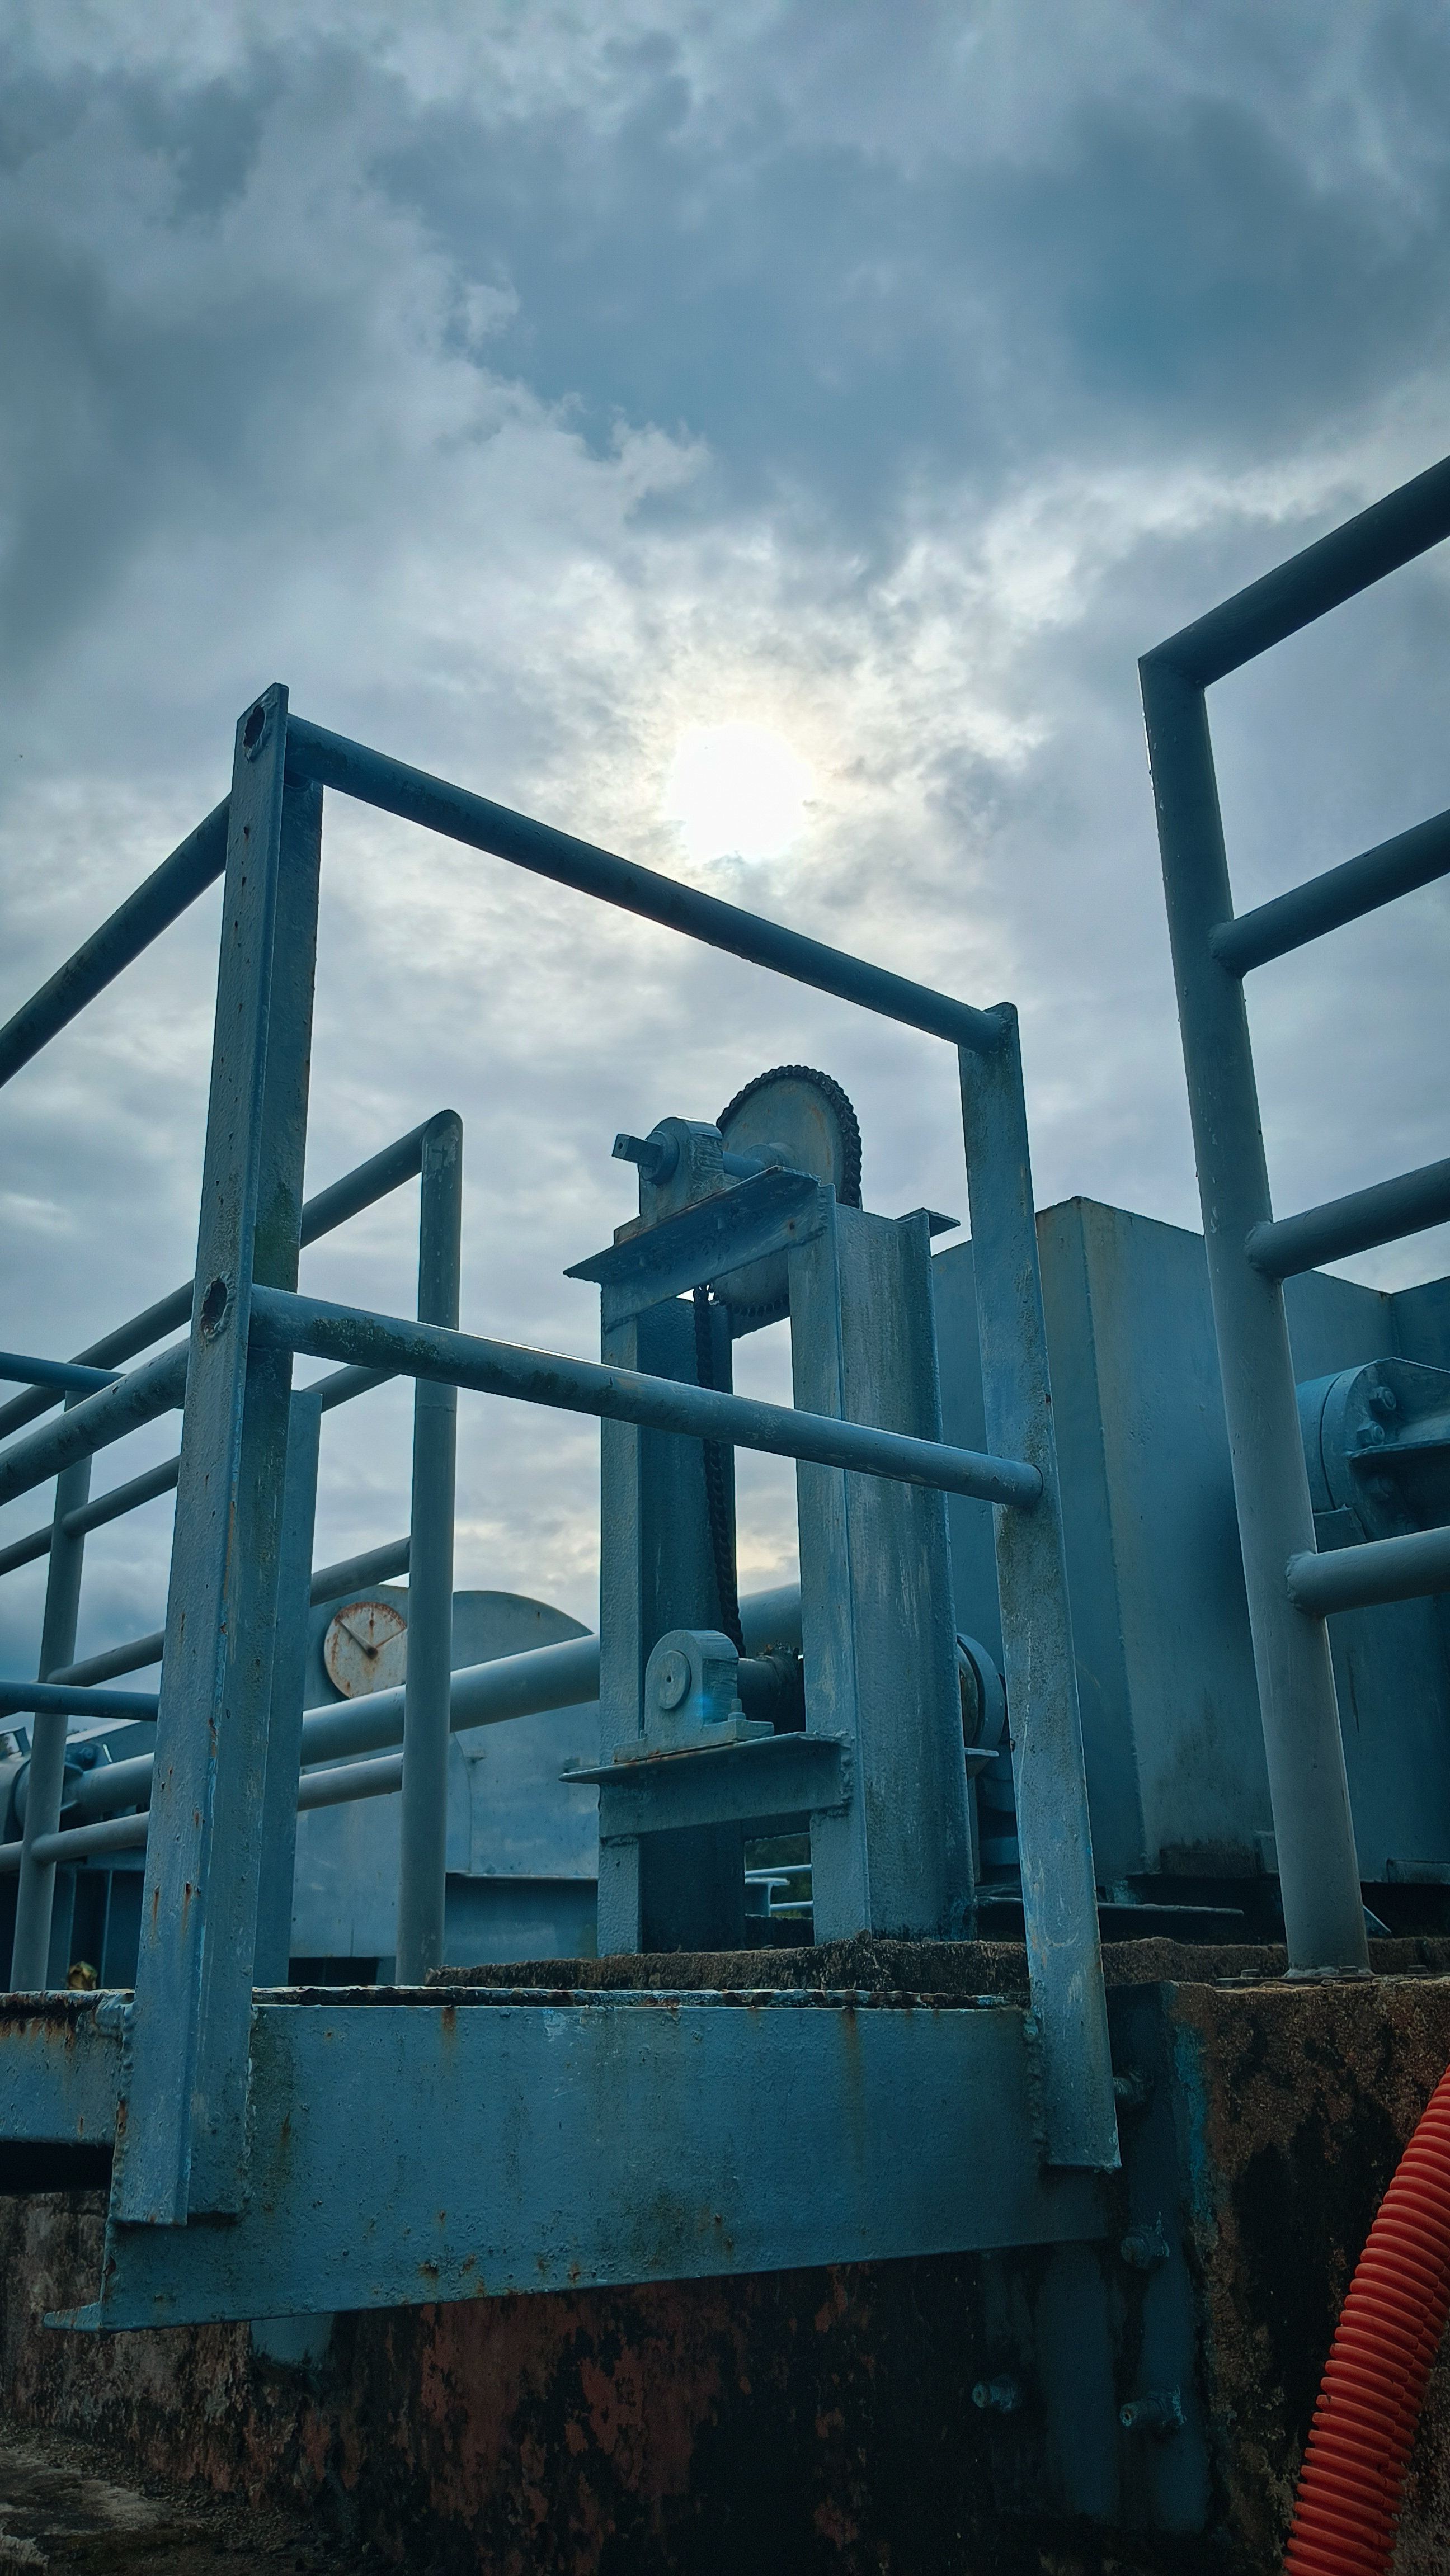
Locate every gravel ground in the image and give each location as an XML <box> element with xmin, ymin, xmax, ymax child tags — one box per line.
<box><xmin>0</xmin><ymin>2424</ymin><xmax>369</xmax><ymax>2575</ymax></box>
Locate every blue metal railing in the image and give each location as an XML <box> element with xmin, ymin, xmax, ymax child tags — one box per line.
<box><xmin>1</xmin><ymin>678</ymin><xmax>1120</xmax><ymax>2240</ymax></box>
<box><xmin>1141</xmin><ymin>451</ymin><xmax>1450</xmax><ymax>1975</ymax></box>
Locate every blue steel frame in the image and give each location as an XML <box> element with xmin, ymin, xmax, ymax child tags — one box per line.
<box><xmin>0</xmin><ymin>677</ymin><xmax>1120</xmax><ymax>2324</ymax></box>
<box><xmin>1141</xmin><ymin>451</ymin><xmax>1450</xmax><ymax>1974</ymax></box>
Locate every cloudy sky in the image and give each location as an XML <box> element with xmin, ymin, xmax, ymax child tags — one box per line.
<box><xmin>2</xmin><ymin>0</ymin><xmax>1449</xmax><ymax>1673</ymax></box>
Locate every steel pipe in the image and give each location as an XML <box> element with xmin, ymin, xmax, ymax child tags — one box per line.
<box><xmin>285</xmin><ymin>717</ymin><xmax>1005</xmax><ymax>1056</ymax></box>
<box><xmin>248</xmin><ymin>1286</ymin><xmax>1043</xmax><ymax>1509</ymax></box>
<box><xmin>0</xmin><ymin>1353</ymin><xmax>120</xmax><ymax>1396</ymax></box>
<box><xmin>1212</xmin><ymin>806</ymin><xmax>1450</xmax><ymax>976</ymax></box>
<box><xmin>1287</xmin><ymin>1524</ymin><xmax>1450</xmax><ymax>1617</ymax></box>
<box><xmin>1246</xmin><ymin>1157</ymin><xmax>1450</xmax><ymax>1281</ymax></box>
<box><xmin>0</xmin><ymin>1678</ymin><xmax>159</xmax><ymax>1721</ymax></box>
<box><xmin>298</xmin><ymin>1752</ymin><xmax>403</xmax><ymax>1812</ymax></box>
<box><xmin>0</xmin><ymin>1345</ymin><xmax>188</xmax><ymax>1511</ymax></box>
<box><xmin>1147</xmin><ymin>454</ymin><xmax>1450</xmax><ymax>688</ymax></box>
<box><xmin>396</xmin><ymin>1113</ymin><xmax>462</xmax><ymax>1985</ymax></box>
<box><xmin>11</xmin><ymin>1426</ymin><xmax>92</xmax><ymax>1989</ymax></box>
<box><xmin>1141</xmin><ymin>650</ymin><xmax>1369</xmax><ymax>1972</ymax></box>
<box><xmin>0</xmin><ymin>799</ymin><xmax>230</xmax><ymax>1097</ymax></box>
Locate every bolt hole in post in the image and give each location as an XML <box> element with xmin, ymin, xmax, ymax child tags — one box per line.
<box><xmin>199</xmin><ymin>1277</ymin><xmax>229</xmax><ymax>1339</ymax></box>
<box><xmin>242</xmin><ymin>701</ymin><xmax>266</xmax><ymax>754</ymax></box>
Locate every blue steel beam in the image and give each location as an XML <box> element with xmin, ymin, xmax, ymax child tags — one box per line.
<box><xmin>0</xmin><ymin>1998</ymin><xmax>124</xmax><ymax>2130</ymax></box>
<box><xmin>1148</xmin><ymin>452</ymin><xmax>1450</xmax><ymax>686</ymax></box>
<box><xmin>958</xmin><ymin>1014</ymin><xmax>1117</xmax><ymax>2170</ymax></box>
<box><xmin>247</xmin><ymin>1287</ymin><xmax>1042</xmax><ymax>1507</ymax></box>
<box><xmin>120</xmin><ymin>691</ymin><xmax>321</xmax><ymax>2228</ymax></box>
<box><xmin>1246</xmin><ymin>1156</ymin><xmax>1450</xmax><ymax>1280</ymax></box>
<box><xmin>1211</xmin><ymin>806</ymin><xmax>1450</xmax><ymax>976</ymax></box>
<box><xmin>46</xmin><ymin>1995</ymin><xmax>1109</xmax><ymax>2329</ymax></box>
<box><xmin>0</xmin><ymin>800</ymin><xmax>230</xmax><ymax>1096</ymax></box>
<box><xmin>0</xmin><ymin>1120</ymin><xmax>434</xmax><ymax>1446</ymax></box>
<box><xmin>285</xmin><ymin>718</ymin><xmax>1004</xmax><ymax>1055</ymax></box>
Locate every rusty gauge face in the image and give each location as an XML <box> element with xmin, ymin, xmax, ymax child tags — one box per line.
<box><xmin>322</xmin><ymin>1596</ymin><xmax>408</xmax><ymax>1699</ymax></box>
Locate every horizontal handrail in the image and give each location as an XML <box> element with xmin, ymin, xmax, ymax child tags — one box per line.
<box><xmin>48</xmin><ymin>1534</ymin><xmax>411</xmax><ymax>1689</ymax></box>
<box><xmin>1246</xmin><ymin>1155</ymin><xmax>1450</xmax><ymax>1279</ymax></box>
<box><xmin>297</xmin><ymin>1752</ymin><xmax>403</xmax><ymax>1812</ymax></box>
<box><xmin>248</xmin><ymin>1284</ymin><xmax>1045</xmax><ymax>1509</ymax></box>
<box><xmin>1211</xmin><ymin>806</ymin><xmax>1450</xmax><ymax>976</ymax></box>
<box><xmin>286</xmin><ymin>717</ymin><xmax>1006</xmax><ymax>1057</ymax></box>
<box><xmin>0</xmin><ymin>1345</ymin><xmax>188</xmax><ymax>1509</ymax></box>
<box><xmin>1143</xmin><ymin>454</ymin><xmax>1450</xmax><ymax>688</ymax></box>
<box><xmin>0</xmin><ymin>1348</ymin><xmax>396</xmax><ymax>1534</ymax></box>
<box><xmin>0</xmin><ymin>1456</ymin><xmax>183</xmax><ymax>1583</ymax></box>
<box><xmin>0</xmin><ymin>1116</ymin><xmax>441</xmax><ymax>1445</ymax></box>
<box><xmin>0</xmin><ymin>799</ymin><xmax>230</xmax><ymax>1096</ymax></box>
<box><xmin>0</xmin><ymin>1352</ymin><xmax>120</xmax><ymax>1396</ymax></box>
<box><xmin>1287</xmin><ymin>1522</ymin><xmax>1450</xmax><ymax>1616</ymax></box>
<box><xmin>0</xmin><ymin>1679</ymin><xmax>159</xmax><ymax>1722</ymax></box>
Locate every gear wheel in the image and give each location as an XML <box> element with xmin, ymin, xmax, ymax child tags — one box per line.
<box><xmin>711</xmin><ymin>1064</ymin><xmax>863</xmax><ymax>1327</ymax></box>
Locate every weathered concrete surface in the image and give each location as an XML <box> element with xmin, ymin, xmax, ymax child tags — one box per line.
<box><xmin>0</xmin><ymin>2420</ymin><xmax>358</xmax><ymax>2573</ymax></box>
<box><xmin>0</xmin><ymin>1942</ymin><xmax>1447</xmax><ymax>2574</ymax></box>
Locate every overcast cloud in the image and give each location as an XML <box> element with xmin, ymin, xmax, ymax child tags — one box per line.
<box><xmin>3</xmin><ymin>0</ymin><xmax>1449</xmax><ymax>1673</ymax></box>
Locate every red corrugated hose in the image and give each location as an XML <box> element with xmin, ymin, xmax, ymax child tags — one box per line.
<box><xmin>1284</xmin><ymin>2059</ymin><xmax>1450</xmax><ymax>2574</ymax></box>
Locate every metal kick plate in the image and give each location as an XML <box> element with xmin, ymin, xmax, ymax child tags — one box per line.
<box><xmin>54</xmin><ymin>1993</ymin><xmax>1108</xmax><ymax>2330</ymax></box>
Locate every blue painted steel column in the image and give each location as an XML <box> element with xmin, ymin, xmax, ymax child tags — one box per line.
<box><xmin>251</xmin><ymin>1389</ymin><xmax>323</xmax><ymax>1987</ymax></box>
<box><xmin>957</xmin><ymin>1014</ymin><xmax>1118</xmax><ymax>2169</ymax></box>
<box><xmin>1140</xmin><ymin>656</ymin><xmax>1367</xmax><ymax>1971</ymax></box>
<box><xmin>117</xmin><ymin>688</ymin><xmax>324</xmax><ymax>2223</ymax></box>
<box><xmin>10</xmin><ymin>1433</ymin><xmax>91</xmax><ymax>1987</ymax></box>
<box><xmin>394</xmin><ymin>1112</ymin><xmax>462</xmax><ymax>1984</ymax></box>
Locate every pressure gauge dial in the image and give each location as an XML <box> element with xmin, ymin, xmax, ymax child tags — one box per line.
<box><xmin>322</xmin><ymin>1596</ymin><xmax>408</xmax><ymax>1699</ymax></box>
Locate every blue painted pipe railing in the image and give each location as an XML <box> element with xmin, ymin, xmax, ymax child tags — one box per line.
<box><xmin>285</xmin><ymin>718</ymin><xmax>1005</xmax><ymax>1056</ymax></box>
<box><xmin>246</xmin><ymin>1284</ymin><xmax>1044</xmax><ymax>1508</ymax></box>
<box><xmin>1247</xmin><ymin>1157</ymin><xmax>1450</xmax><ymax>1280</ymax></box>
<box><xmin>1212</xmin><ymin>806</ymin><xmax>1450</xmax><ymax>976</ymax></box>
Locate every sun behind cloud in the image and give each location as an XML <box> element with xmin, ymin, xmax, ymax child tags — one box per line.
<box><xmin>663</xmin><ymin>721</ymin><xmax>814</xmax><ymax>866</ymax></box>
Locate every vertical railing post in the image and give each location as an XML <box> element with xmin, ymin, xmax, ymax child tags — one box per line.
<box><xmin>10</xmin><ymin>1435</ymin><xmax>91</xmax><ymax>1987</ymax></box>
<box><xmin>394</xmin><ymin>1111</ymin><xmax>462</xmax><ymax>1984</ymax></box>
<box><xmin>251</xmin><ymin>1388</ymin><xmax>323</xmax><ymax>1988</ymax></box>
<box><xmin>958</xmin><ymin>1011</ymin><xmax>1118</xmax><ymax>2169</ymax></box>
<box><xmin>1140</xmin><ymin>655</ymin><xmax>1368</xmax><ymax>1971</ymax></box>
<box><xmin>116</xmin><ymin>687</ymin><xmax>324</xmax><ymax>2224</ymax></box>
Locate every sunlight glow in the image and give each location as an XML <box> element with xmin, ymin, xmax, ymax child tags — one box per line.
<box><xmin>663</xmin><ymin>722</ymin><xmax>814</xmax><ymax>865</ymax></box>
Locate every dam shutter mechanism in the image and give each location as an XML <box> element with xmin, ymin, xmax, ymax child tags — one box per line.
<box><xmin>0</xmin><ymin>457</ymin><xmax>1448</xmax><ymax>2541</ymax></box>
